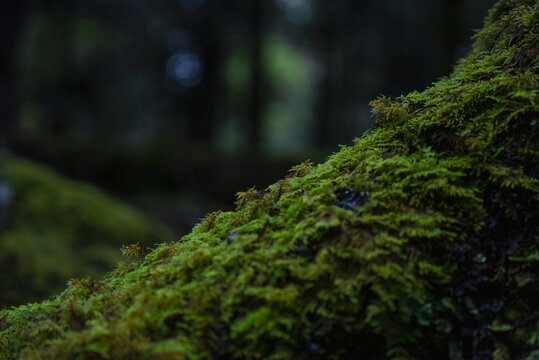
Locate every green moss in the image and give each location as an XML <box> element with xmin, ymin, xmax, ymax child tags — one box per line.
<box><xmin>1</xmin><ymin>0</ymin><xmax>538</xmax><ymax>358</ymax></box>
<box><xmin>0</xmin><ymin>153</ymin><xmax>175</xmax><ymax>307</ymax></box>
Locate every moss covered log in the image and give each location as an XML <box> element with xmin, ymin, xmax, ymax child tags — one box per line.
<box><xmin>1</xmin><ymin>0</ymin><xmax>538</xmax><ymax>358</ymax></box>
<box><xmin>0</xmin><ymin>153</ymin><xmax>174</xmax><ymax>307</ymax></box>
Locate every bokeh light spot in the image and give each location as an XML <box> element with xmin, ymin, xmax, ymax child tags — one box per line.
<box><xmin>166</xmin><ymin>52</ymin><xmax>204</xmax><ymax>88</ymax></box>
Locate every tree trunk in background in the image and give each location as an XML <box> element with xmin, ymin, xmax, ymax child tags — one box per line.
<box><xmin>438</xmin><ymin>0</ymin><xmax>461</xmax><ymax>76</ymax></box>
<box><xmin>335</xmin><ymin>0</ymin><xmax>354</xmax><ymax>144</ymax></box>
<box><xmin>247</xmin><ymin>0</ymin><xmax>263</xmax><ymax>151</ymax></box>
<box><xmin>49</xmin><ymin>2</ymin><xmax>74</xmax><ymax>134</ymax></box>
<box><xmin>316</xmin><ymin>0</ymin><xmax>353</xmax><ymax>147</ymax></box>
<box><xmin>315</xmin><ymin>1</ymin><xmax>338</xmax><ymax>147</ymax></box>
<box><xmin>187</xmin><ymin>4</ymin><xmax>223</xmax><ymax>144</ymax></box>
<box><xmin>0</xmin><ymin>0</ymin><xmax>25</xmax><ymax>148</ymax></box>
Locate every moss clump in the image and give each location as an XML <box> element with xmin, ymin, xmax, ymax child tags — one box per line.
<box><xmin>1</xmin><ymin>0</ymin><xmax>538</xmax><ymax>358</ymax></box>
<box><xmin>0</xmin><ymin>153</ymin><xmax>175</xmax><ymax>307</ymax></box>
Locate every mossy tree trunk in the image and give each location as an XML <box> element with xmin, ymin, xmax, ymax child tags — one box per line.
<box><xmin>1</xmin><ymin>0</ymin><xmax>538</xmax><ymax>359</ymax></box>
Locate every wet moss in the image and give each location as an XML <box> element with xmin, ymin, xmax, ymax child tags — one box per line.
<box><xmin>1</xmin><ymin>0</ymin><xmax>538</xmax><ymax>358</ymax></box>
<box><xmin>0</xmin><ymin>153</ymin><xmax>175</xmax><ymax>307</ymax></box>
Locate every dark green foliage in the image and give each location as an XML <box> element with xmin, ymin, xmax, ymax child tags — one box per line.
<box><xmin>1</xmin><ymin>0</ymin><xmax>538</xmax><ymax>358</ymax></box>
<box><xmin>0</xmin><ymin>153</ymin><xmax>175</xmax><ymax>307</ymax></box>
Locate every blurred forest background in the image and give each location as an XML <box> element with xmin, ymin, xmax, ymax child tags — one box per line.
<box><xmin>1</xmin><ymin>0</ymin><xmax>493</xmax><ymax>236</ymax></box>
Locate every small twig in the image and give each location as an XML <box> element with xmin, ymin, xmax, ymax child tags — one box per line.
<box><xmin>412</xmin><ymin>104</ymin><xmax>436</xmax><ymax>115</ymax></box>
<box><xmin>257</xmin><ymin>219</ymin><xmax>270</xmax><ymax>241</ymax></box>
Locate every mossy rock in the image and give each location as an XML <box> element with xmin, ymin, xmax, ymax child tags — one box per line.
<box><xmin>0</xmin><ymin>153</ymin><xmax>175</xmax><ymax>307</ymax></box>
<box><xmin>1</xmin><ymin>0</ymin><xmax>538</xmax><ymax>358</ymax></box>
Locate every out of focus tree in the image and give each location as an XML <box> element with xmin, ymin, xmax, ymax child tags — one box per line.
<box><xmin>438</xmin><ymin>0</ymin><xmax>462</xmax><ymax>75</ymax></box>
<box><xmin>247</xmin><ymin>0</ymin><xmax>265</xmax><ymax>150</ymax></box>
<box><xmin>0</xmin><ymin>0</ymin><xmax>26</xmax><ymax>146</ymax></box>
